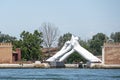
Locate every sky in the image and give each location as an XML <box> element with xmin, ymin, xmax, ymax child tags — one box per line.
<box><xmin>0</xmin><ymin>0</ymin><xmax>120</xmax><ymax>40</ymax></box>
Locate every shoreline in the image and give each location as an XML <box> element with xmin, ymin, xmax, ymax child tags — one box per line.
<box><xmin>0</xmin><ymin>63</ymin><xmax>120</xmax><ymax>69</ymax></box>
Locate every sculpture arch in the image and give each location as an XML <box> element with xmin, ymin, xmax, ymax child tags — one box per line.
<box><xmin>46</xmin><ymin>35</ymin><xmax>102</xmax><ymax>63</ymax></box>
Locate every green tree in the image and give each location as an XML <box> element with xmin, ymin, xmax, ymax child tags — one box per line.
<box><xmin>110</xmin><ymin>32</ymin><xmax>120</xmax><ymax>42</ymax></box>
<box><xmin>20</xmin><ymin>30</ymin><xmax>43</xmax><ymax>61</ymax></box>
<box><xmin>79</xmin><ymin>39</ymin><xmax>90</xmax><ymax>51</ymax></box>
<box><xmin>66</xmin><ymin>52</ymin><xmax>86</xmax><ymax>63</ymax></box>
<box><xmin>0</xmin><ymin>32</ymin><xmax>16</xmax><ymax>43</ymax></box>
<box><xmin>58</xmin><ymin>32</ymin><xmax>72</xmax><ymax>49</ymax></box>
<box><xmin>89</xmin><ymin>33</ymin><xmax>108</xmax><ymax>55</ymax></box>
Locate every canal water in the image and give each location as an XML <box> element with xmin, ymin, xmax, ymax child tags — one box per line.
<box><xmin>0</xmin><ymin>68</ymin><xmax>120</xmax><ymax>80</ymax></box>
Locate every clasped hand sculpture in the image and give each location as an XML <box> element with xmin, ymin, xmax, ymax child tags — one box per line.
<box><xmin>46</xmin><ymin>35</ymin><xmax>102</xmax><ymax>63</ymax></box>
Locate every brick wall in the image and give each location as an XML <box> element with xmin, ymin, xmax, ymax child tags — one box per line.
<box><xmin>0</xmin><ymin>43</ymin><xmax>12</xmax><ymax>63</ymax></box>
<box><xmin>103</xmin><ymin>43</ymin><xmax>120</xmax><ymax>65</ymax></box>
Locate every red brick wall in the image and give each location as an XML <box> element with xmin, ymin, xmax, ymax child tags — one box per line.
<box><xmin>104</xmin><ymin>43</ymin><xmax>120</xmax><ymax>65</ymax></box>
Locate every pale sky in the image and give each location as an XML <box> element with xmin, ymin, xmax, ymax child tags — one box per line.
<box><xmin>0</xmin><ymin>0</ymin><xmax>120</xmax><ymax>39</ymax></box>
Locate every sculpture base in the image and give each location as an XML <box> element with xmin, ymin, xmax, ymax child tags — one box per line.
<box><xmin>49</xmin><ymin>62</ymin><xmax>65</xmax><ymax>68</ymax></box>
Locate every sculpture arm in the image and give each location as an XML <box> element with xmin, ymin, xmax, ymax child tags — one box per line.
<box><xmin>59</xmin><ymin>49</ymin><xmax>75</xmax><ymax>62</ymax></box>
<box><xmin>46</xmin><ymin>41</ymin><xmax>72</xmax><ymax>62</ymax></box>
<box><xmin>73</xmin><ymin>41</ymin><xmax>102</xmax><ymax>62</ymax></box>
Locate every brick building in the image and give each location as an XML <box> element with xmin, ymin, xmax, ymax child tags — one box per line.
<box><xmin>0</xmin><ymin>43</ymin><xmax>21</xmax><ymax>63</ymax></box>
<box><xmin>0</xmin><ymin>43</ymin><xmax>12</xmax><ymax>63</ymax></box>
<box><xmin>12</xmin><ymin>48</ymin><xmax>21</xmax><ymax>62</ymax></box>
<box><xmin>102</xmin><ymin>43</ymin><xmax>120</xmax><ymax>65</ymax></box>
<box><xmin>42</xmin><ymin>48</ymin><xmax>58</xmax><ymax>56</ymax></box>
<box><xmin>42</xmin><ymin>48</ymin><xmax>58</xmax><ymax>60</ymax></box>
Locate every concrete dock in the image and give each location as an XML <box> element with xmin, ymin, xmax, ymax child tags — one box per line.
<box><xmin>0</xmin><ymin>63</ymin><xmax>50</xmax><ymax>68</ymax></box>
<box><xmin>0</xmin><ymin>63</ymin><xmax>120</xmax><ymax>69</ymax></box>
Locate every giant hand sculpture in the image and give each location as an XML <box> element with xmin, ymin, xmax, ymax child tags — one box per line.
<box><xmin>46</xmin><ymin>35</ymin><xmax>102</xmax><ymax>63</ymax></box>
<box><xmin>46</xmin><ymin>41</ymin><xmax>72</xmax><ymax>62</ymax></box>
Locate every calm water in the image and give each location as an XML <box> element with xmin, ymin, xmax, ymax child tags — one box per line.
<box><xmin>0</xmin><ymin>68</ymin><xmax>120</xmax><ymax>80</ymax></box>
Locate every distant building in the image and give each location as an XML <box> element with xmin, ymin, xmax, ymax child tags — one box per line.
<box><xmin>42</xmin><ymin>48</ymin><xmax>58</xmax><ymax>60</ymax></box>
<box><xmin>102</xmin><ymin>43</ymin><xmax>120</xmax><ymax>65</ymax></box>
<box><xmin>0</xmin><ymin>43</ymin><xmax>12</xmax><ymax>63</ymax></box>
<box><xmin>12</xmin><ymin>48</ymin><xmax>21</xmax><ymax>62</ymax></box>
<box><xmin>0</xmin><ymin>43</ymin><xmax>21</xmax><ymax>63</ymax></box>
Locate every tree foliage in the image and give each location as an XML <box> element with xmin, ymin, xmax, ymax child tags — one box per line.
<box><xmin>58</xmin><ymin>32</ymin><xmax>72</xmax><ymax>49</ymax></box>
<box><xmin>19</xmin><ymin>30</ymin><xmax>43</xmax><ymax>61</ymax></box>
<box><xmin>89</xmin><ymin>33</ymin><xmax>108</xmax><ymax>55</ymax></box>
<box><xmin>79</xmin><ymin>39</ymin><xmax>90</xmax><ymax>51</ymax></box>
<box><xmin>0</xmin><ymin>32</ymin><xmax>16</xmax><ymax>43</ymax></box>
<box><xmin>110</xmin><ymin>32</ymin><xmax>120</xmax><ymax>42</ymax></box>
<box><xmin>66</xmin><ymin>52</ymin><xmax>87</xmax><ymax>63</ymax></box>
